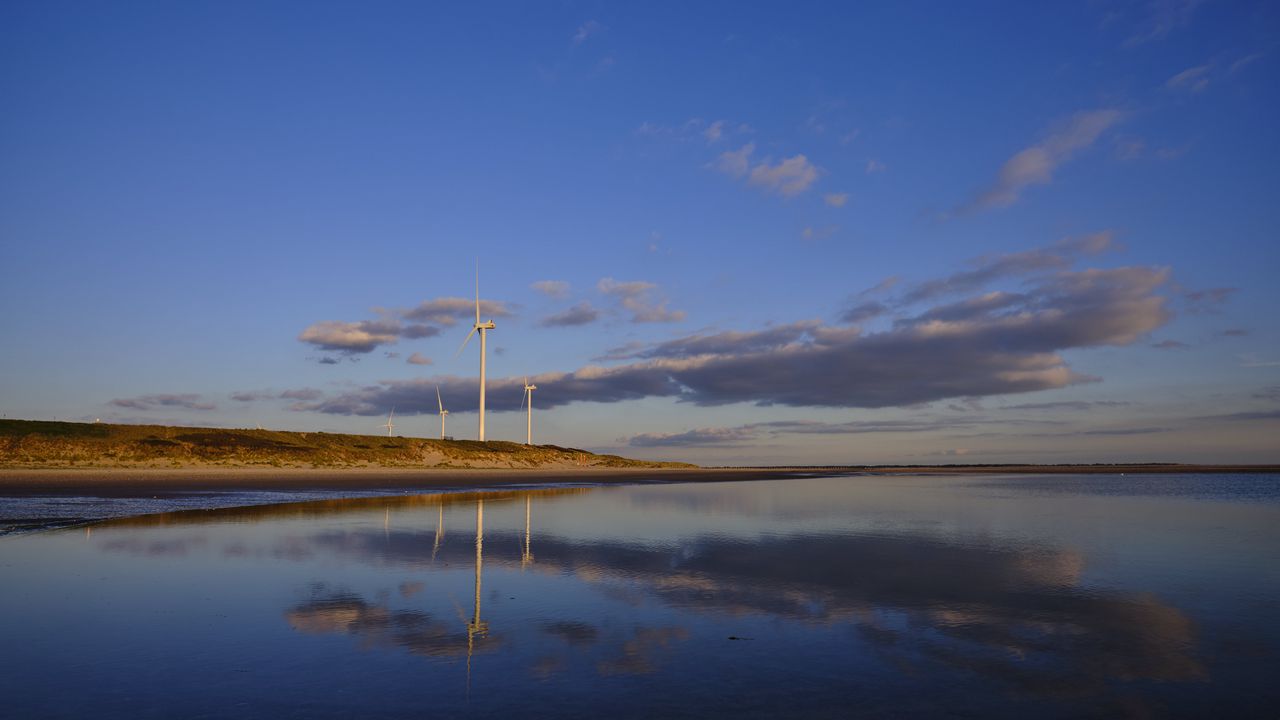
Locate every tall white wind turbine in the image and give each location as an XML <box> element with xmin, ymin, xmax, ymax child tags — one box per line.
<box><xmin>456</xmin><ymin>265</ymin><xmax>496</xmax><ymax>441</ymax></box>
<box><xmin>383</xmin><ymin>407</ymin><xmax>396</xmax><ymax>437</ymax></box>
<box><xmin>436</xmin><ymin>385</ymin><xmax>450</xmax><ymax>440</ymax></box>
<box><xmin>520</xmin><ymin>377</ymin><xmax>537</xmax><ymax>445</ymax></box>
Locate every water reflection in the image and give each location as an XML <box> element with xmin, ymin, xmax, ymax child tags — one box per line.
<box><xmin>5</xmin><ymin>475</ymin><xmax>1277</xmax><ymax>718</ymax></box>
<box><xmin>284</xmin><ymin>520</ymin><xmax>1204</xmax><ymax>694</ymax></box>
<box><xmin>467</xmin><ymin>499</ymin><xmax>489</xmax><ymax>687</ymax></box>
<box><xmin>284</xmin><ymin>499</ymin><xmax>506</xmax><ymax>671</ymax></box>
<box><xmin>522</xmin><ymin>495</ymin><xmax>534</xmax><ymax>569</ymax></box>
<box><xmin>285</xmin><ymin>585</ymin><xmax>499</xmax><ymax>659</ymax></box>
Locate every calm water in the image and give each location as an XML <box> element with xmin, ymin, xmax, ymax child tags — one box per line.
<box><xmin>1</xmin><ymin>474</ymin><xmax>1277</xmax><ymax>718</ymax></box>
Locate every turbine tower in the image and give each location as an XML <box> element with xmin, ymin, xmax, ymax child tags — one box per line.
<box><xmin>383</xmin><ymin>407</ymin><xmax>396</xmax><ymax>437</ymax></box>
<box><xmin>520</xmin><ymin>377</ymin><xmax>538</xmax><ymax>445</ymax></box>
<box><xmin>436</xmin><ymin>385</ymin><xmax>450</xmax><ymax>440</ymax></box>
<box><xmin>456</xmin><ymin>265</ymin><xmax>496</xmax><ymax>441</ymax></box>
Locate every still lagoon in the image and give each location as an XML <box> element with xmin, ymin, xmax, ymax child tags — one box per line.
<box><xmin>1</xmin><ymin>473</ymin><xmax>1277</xmax><ymax>718</ymax></box>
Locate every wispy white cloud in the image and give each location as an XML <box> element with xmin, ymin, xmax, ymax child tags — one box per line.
<box><xmin>598</xmin><ymin>278</ymin><xmax>686</xmax><ymax>323</ymax></box>
<box><xmin>1154</xmin><ymin>144</ymin><xmax>1190</xmax><ymax>160</ymax></box>
<box><xmin>1229</xmin><ymin>51</ymin><xmax>1266</xmax><ymax>75</ymax></box>
<box><xmin>1124</xmin><ymin>0</ymin><xmax>1204</xmax><ymax>47</ymax></box>
<box><xmin>713</xmin><ymin>142</ymin><xmax>754</xmax><ymax>178</ymax></box>
<box><xmin>298</xmin><ymin>297</ymin><xmax>511</xmax><ymax>355</ymax></box>
<box><xmin>1115</xmin><ymin>136</ymin><xmax>1146</xmax><ymax>161</ymax></box>
<box><xmin>407</xmin><ymin>353</ymin><xmax>433</xmax><ymax>366</ymax></box>
<box><xmin>964</xmin><ymin>109</ymin><xmax>1123</xmax><ymax>212</ymax></box>
<box><xmin>801</xmin><ymin>225</ymin><xmax>838</xmax><ymax>241</ymax></box>
<box><xmin>298</xmin><ymin>320</ymin><xmax>403</xmax><ymax>354</ymax></box>
<box><xmin>573</xmin><ymin>20</ymin><xmax>603</xmax><ymax>45</ymax></box>
<box><xmin>531</xmin><ymin>280</ymin><xmax>570</xmax><ymax>299</ymax></box>
<box><xmin>749</xmin><ymin>154</ymin><xmax>820</xmax><ymax>196</ymax></box>
<box><xmin>635</xmin><ymin>122</ymin><xmax>669</xmax><ymax>137</ymax></box>
<box><xmin>541</xmin><ymin>302</ymin><xmax>601</xmax><ymax>327</ymax></box>
<box><xmin>1239</xmin><ymin>354</ymin><xmax>1280</xmax><ymax>369</ymax></box>
<box><xmin>703</xmin><ymin>120</ymin><xmax>725</xmax><ymax>143</ymax></box>
<box><xmin>110</xmin><ymin>394</ymin><xmax>217</xmax><ymax>411</ymax></box>
<box><xmin>823</xmin><ymin>192</ymin><xmax>849</xmax><ymax>207</ymax></box>
<box><xmin>401</xmin><ymin>297</ymin><xmax>511</xmax><ymax>325</ymax></box>
<box><xmin>865</xmin><ymin>159</ymin><xmax>887</xmax><ymax>174</ymax></box>
<box><xmin>900</xmin><ymin>231</ymin><xmax>1115</xmax><ymax>305</ymax></box>
<box><xmin>1166</xmin><ymin>64</ymin><xmax>1211</xmax><ymax>92</ymax></box>
<box><xmin>629</xmin><ymin>427</ymin><xmax>757</xmax><ymax>447</ymax></box>
<box><xmin>1182</xmin><ymin>286</ymin><xmax>1236</xmax><ymax>314</ymax></box>
<box><xmin>641</xmin><ymin>117</ymin><xmax>750</xmax><ymax>146</ymax></box>
<box><xmin>712</xmin><ymin>143</ymin><xmax>821</xmax><ymax>197</ymax></box>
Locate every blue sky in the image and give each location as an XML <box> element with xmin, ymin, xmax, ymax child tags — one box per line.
<box><xmin>2</xmin><ymin>0</ymin><xmax>1277</xmax><ymax>464</ymax></box>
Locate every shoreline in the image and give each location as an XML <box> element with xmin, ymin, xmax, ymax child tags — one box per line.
<box><xmin>1</xmin><ymin>462</ymin><xmax>1276</xmax><ymax>496</ymax></box>
<box><xmin>3</xmin><ymin>464</ymin><xmax>1277</xmax><ymax>536</ymax></box>
<box><xmin>0</xmin><ymin>466</ymin><xmax>822</xmax><ymax>497</ymax></box>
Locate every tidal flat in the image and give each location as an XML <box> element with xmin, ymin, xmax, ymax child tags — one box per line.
<box><xmin>1</xmin><ymin>473</ymin><xmax>1277</xmax><ymax>718</ymax></box>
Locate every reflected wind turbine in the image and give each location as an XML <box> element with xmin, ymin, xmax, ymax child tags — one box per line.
<box><xmin>521</xmin><ymin>494</ymin><xmax>534</xmax><ymax>569</ymax></box>
<box><xmin>455</xmin><ymin>265</ymin><xmax>496</xmax><ymax>441</ymax></box>
<box><xmin>465</xmin><ymin>499</ymin><xmax>488</xmax><ymax>692</ymax></box>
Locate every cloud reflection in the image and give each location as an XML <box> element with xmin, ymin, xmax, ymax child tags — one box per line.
<box><xmin>296</xmin><ymin>523</ymin><xmax>1204</xmax><ymax>696</ymax></box>
<box><xmin>285</xmin><ymin>586</ymin><xmax>501</xmax><ymax>659</ymax></box>
<box><xmin>96</xmin><ymin>487</ymin><xmax>1212</xmax><ymax>702</ymax></box>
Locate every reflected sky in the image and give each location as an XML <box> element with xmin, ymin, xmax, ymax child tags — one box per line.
<box><xmin>1</xmin><ymin>474</ymin><xmax>1278</xmax><ymax>718</ymax></box>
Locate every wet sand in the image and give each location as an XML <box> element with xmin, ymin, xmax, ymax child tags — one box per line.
<box><xmin>2</xmin><ymin>464</ymin><xmax>1275</xmax><ymax>534</ymax></box>
<box><xmin>0</xmin><ymin>467</ymin><xmax>829</xmax><ymax>533</ymax></box>
<box><xmin>0</xmin><ymin>466</ymin><xmax>826</xmax><ymax>497</ymax></box>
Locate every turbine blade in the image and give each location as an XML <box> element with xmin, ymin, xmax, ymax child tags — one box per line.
<box><xmin>436</xmin><ymin>385</ymin><xmax>443</xmax><ymax>413</ymax></box>
<box><xmin>520</xmin><ymin>388</ymin><xmax>526</xmax><ymax>411</ymax></box>
<box><xmin>455</xmin><ymin>326</ymin><xmax>477</xmax><ymax>358</ymax></box>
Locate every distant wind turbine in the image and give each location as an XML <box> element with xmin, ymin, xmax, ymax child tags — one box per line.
<box><xmin>436</xmin><ymin>385</ymin><xmax>450</xmax><ymax>440</ymax></box>
<box><xmin>383</xmin><ymin>407</ymin><xmax>396</xmax><ymax>437</ymax></box>
<box><xmin>520</xmin><ymin>377</ymin><xmax>538</xmax><ymax>445</ymax></box>
<box><xmin>455</xmin><ymin>264</ymin><xmax>496</xmax><ymax>441</ymax></box>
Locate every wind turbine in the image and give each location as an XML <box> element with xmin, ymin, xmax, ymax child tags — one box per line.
<box><xmin>436</xmin><ymin>385</ymin><xmax>449</xmax><ymax>440</ymax></box>
<box><xmin>383</xmin><ymin>407</ymin><xmax>396</xmax><ymax>437</ymax></box>
<box><xmin>456</xmin><ymin>264</ymin><xmax>496</xmax><ymax>441</ymax></box>
<box><xmin>520</xmin><ymin>377</ymin><xmax>537</xmax><ymax>445</ymax></box>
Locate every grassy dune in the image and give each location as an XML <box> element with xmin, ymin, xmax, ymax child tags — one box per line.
<box><xmin>0</xmin><ymin>419</ymin><xmax>693</xmax><ymax>470</ymax></box>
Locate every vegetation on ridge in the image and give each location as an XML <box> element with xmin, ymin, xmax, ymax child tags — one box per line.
<box><xmin>0</xmin><ymin>419</ymin><xmax>694</xmax><ymax>469</ymax></box>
